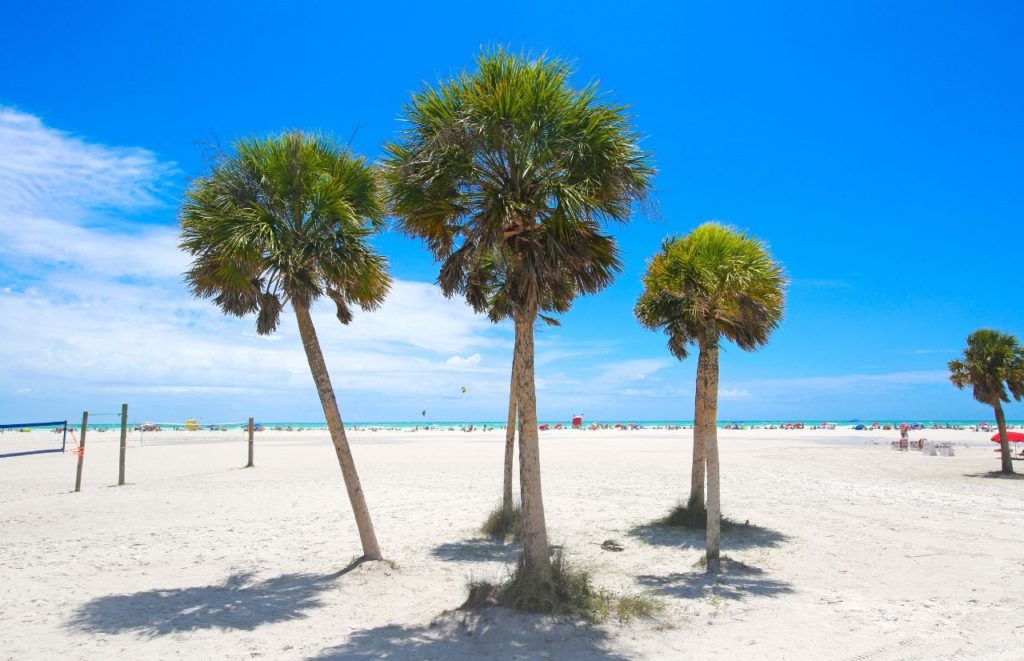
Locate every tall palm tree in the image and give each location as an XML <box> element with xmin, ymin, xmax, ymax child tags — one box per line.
<box><xmin>635</xmin><ymin>223</ymin><xmax>785</xmax><ymax>572</ymax></box>
<box><xmin>385</xmin><ymin>49</ymin><xmax>654</xmax><ymax>584</ymax></box>
<box><xmin>487</xmin><ymin>264</ymin><xmax>573</xmax><ymax>527</ymax></box>
<box><xmin>949</xmin><ymin>329</ymin><xmax>1024</xmax><ymax>475</ymax></box>
<box><xmin>179</xmin><ymin>132</ymin><xmax>390</xmax><ymax>560</ymax></box>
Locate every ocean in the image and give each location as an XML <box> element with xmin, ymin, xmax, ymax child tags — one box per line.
<box><xmin>75</xmin><ymin>418</ymin><xmax>1022</xmax><ymax>432</ymax></box>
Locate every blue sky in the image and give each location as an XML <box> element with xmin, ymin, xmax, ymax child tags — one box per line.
<box><xmin>1</xmin><ymin>1</ymin><xmax>1022</xmax><ymax>423</ymax></box>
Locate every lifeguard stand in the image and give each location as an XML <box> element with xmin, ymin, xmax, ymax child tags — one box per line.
<box><xmin>571</xmin><ymin>414</ymin><xmax>583</xmax><ymax>430</ymax></box>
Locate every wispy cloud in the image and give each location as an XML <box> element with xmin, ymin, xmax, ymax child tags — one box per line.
<box><xmin>911</xmin><ymin>349</ymin><xmax>955</xmax><ymax>355</ymax></box>
<box><xmin>790</xmin><ymin>278</ymin><xmax>853</xmax><ymax>289</ymax></box>
<box><xmin>0</xmin><ymin>108</ymin><xmax>514</xmax><ymax>420</ymax></box>
<box><xmin>0</xmin><ymin>107</ymin><xmax>176</xmax><ymax>214</ymax></box>
<box><xmin>744</xmin><ymin>370</ymin><xmax>949</xmax><ymax>391</ymax></box>
<box><xmin>593</xmin><ymin>358</ymin><xmax>672</xmax><ymax>383</ymax></box>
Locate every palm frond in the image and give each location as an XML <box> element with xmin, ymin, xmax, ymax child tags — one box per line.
<box><xmin>179</xmin><ymin>131</ymin><xmax>391</xmax><ymax>331</ymax></box>
<box><xmin>635</xmin><ymin>222</ymin><xmax>787</xmax><ymax>359</ymax></box>
<box><xmin>948</xmin><ymin>329</ymin><xmax>1024</xmax><ymax>405</ymax></box>
<box><xmin>384</xmin><ymin>47</ymin><xmax>654</xmax><ymax>320</ymax></box>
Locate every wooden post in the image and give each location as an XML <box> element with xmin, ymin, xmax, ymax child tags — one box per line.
<box><xmin>74</xmin><ymin>411</ymin><xmax>88</xmax><ymax>492</ymax></box>
<box><xmin>118</xmin><ymin>403</ymin><xmax>128</xmax><ymax>486</ymax></box>
<box><xmin>246</xmin><ymin>417</ymin><xmax>254</xmax><ymax>468</ymax></box>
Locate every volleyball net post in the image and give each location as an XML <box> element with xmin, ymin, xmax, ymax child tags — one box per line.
<box><xmin>118</xmin><ymin>403</ymin><xmax>128</xmax><ymax>486</ymax></box>
<box><xmin>246</xmin><ymin>417</ymin><xmax>255</xmax><ymax>468</ymax></box>
<box><xmin>74</xmin><ymin>411</ymin><xmax>87</xmax><ymax>492</ymax></box>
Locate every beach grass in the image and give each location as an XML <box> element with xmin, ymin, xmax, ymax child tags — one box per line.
<box><xmin>463</xmin><ymin>550</ymin><xmax>662</xmax><ymax>623</ymax></box>
<box><xmin>657</xmin><ymin>502</ymin><xmax>747</xmax><ymax>531</ymax></box>
<box><xmin>615</xmin><ymin>592</ymin><xmax>665</xmax><ymax>622</ymax></box>
<box><xmin>480</xmin><ymin>503</ymin><xmax>523</xmax><ymax>541</ymax></box>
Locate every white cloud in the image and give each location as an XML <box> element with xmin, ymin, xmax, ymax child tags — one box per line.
<box><xmin>0</xmin><ymin>107</ymin><xmax>175</xmax><ymax>214</ymax></box>
<box><xmin>446</xmin><ymin>354</ymin><xmax>482</xmax><ymax>368</ymax></box>
<box><xmin>0</xmin><ymin>108</ymin><xmax>513</xmax><ymax>421</ymax></box>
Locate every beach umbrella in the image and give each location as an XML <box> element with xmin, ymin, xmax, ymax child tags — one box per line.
<box><xmin>990</xmin><ymin>431</ymin><xmax>1024</xmax><ymax>443</ymax></box>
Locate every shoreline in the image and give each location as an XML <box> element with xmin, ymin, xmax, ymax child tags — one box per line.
<box><xmin>26</xmin><ymin>418</ymin><xmax>1024</xmax><ymax>434</ymax></box>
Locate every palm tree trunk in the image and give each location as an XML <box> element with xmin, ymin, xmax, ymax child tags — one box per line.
<box><xmin>701</xmin><ymin>336</ymin><xmax>722</xmax><ymax>572</ymax></box>
<box><xmin>293</xmin><ymin>301</ymin><xmax>383</xmax><ymax>560</ymax></box>
<box><xmin>503</xmin><ymin>353</ymin><xmax>518</xmax><ymax>518</ymax></box>
<box><xmin>514</xmin><ymin>306</ymin><xmax>551</xmax><ymax>580</ymax></box>
<box><xmin>993</xmin><ymin>400</ymin><xmax>1015</xmax><ymax>474</ymax></box>
<box><xmin>686</xmin><ymin>337</ymin><xmax>712</xmax><ymax>525</ymax></box>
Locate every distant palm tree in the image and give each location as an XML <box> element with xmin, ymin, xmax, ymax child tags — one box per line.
<box><xmin>180</xmin><ymin>132</ymin><xmax>390</xmax><ymax>560</ymax></box>
<box><xmin>385</xmin><ymin>49</ymin><xmax>653</xmax><ymax>584</ymax></box>
<box><xmin>949</xmin><ymin>329</ymin><xmax>1024</xmax><ymax>475</ymax></box>
<box><xmin>635</xmin><ymin>223</ymin><xmax>786</xmax><ymax>572</ymax></box>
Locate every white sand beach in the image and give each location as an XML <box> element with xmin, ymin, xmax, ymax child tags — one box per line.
<box><xmin>1</xmin><ymin>427</ymin><xmax>1021</xmax><ymax>659</ymax></box>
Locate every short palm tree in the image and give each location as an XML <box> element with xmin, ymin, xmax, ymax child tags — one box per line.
<box><xmin>180</xmin><ymin>132</ymin><xmax>390</xmax><ymax>560</ymax></box>
<box><xmin>385</xmin><ymin>49</ymin><xmax>653</xmax><ymax>589</ymax></box>
<box><xmin>949</xmin><ymin>329</ymin><xmax>1024</xmax><ymax>474</ymax></box>
<box><xmin>635</xmin><ymin>222</ymin><xmax>785</xmax><ymax>572</ymax></box>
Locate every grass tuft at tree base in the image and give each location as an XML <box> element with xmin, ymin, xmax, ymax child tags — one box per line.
<box><xmin>659</xmin><ymin>502</ymin><xmax>706</xmax><ymax>529</ymax></box>
<box><xmin>461</xmin><ymin>550</ymin><xmax>662</xmax><ymax>624</ymax></box>
<box><xmin>657</xmin><ymin>502</ymin><xmax>747</xmax><ymax>531</ymax></box>
<box><xmin>503</xmin><ymin>551</ymin><xmax>609</xmax><ymax>621</ymax></box>
<box><xmin>480</xmin><ymin>503</ymin><xmax>523</xmax><ymax>541</ymax></box>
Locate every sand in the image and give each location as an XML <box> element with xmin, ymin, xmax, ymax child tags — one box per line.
<box><xmin>1</xmin><ymin>427</ymin><xmax>1022</xmax><ymax>659</ymax></box>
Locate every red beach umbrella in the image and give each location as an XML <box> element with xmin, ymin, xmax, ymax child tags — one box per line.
<box><xmin>990</xmin><ymin>431</ymin><xmax>1024</xmax><ymax>443</ymax></box>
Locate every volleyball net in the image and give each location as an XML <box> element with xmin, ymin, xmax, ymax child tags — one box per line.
<box><xmin>0</xmin><ymin>420</ymin><xmax>68</xmax><ymax>458</ymax></box>
<box><xmin>135</xmin><ymin>421</ymin><xmax>248</xmax><ymax>446</ymax></box>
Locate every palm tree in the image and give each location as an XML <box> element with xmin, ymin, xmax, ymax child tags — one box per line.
<box><xmin>949</xmin><ymin>329</ymin><xmax>1024</xmax><ymax>475</ymax></box>
<box><xmin>635</xmin><ymin>223</ymin><xmax>785</xmax><ymax>572</ymax></box>
<box><xmin>488</xmin><ymin>265</ymin><xmax>573</xmax><ymax>531</ymax></box>
<box><xmin>179</xmin><ymin>132</ymin><xmax>390</xmax><ymax>560</ymax></box>
<box><xmin>502</xmin><ymin>356</ymin><xmax>519</xmax><ymax>521</ymax></box>
<box><xmin>385</xmin><ymin>49</ymin><xmax>653</xmax><ymax>585</ymax></box>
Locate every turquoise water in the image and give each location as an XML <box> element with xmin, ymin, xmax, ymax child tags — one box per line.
<box><xmin>73</xmin><ymin>418</ymin><xmax>1023</xmax><ymax>432</ymax></box>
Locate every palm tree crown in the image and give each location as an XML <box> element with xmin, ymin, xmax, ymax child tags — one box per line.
<box><xmin>383</xmin><ymin>48</ymin><xmax>654</xmax><ymax>314</ymax></box>
<box><xmin>635</xmin><ymin>222</ymin><xmax>786</xmax><ymax>357</ymax></box>
<box><xmin>180</xmin><ymin>131</ymin><xmax>391</xmax><ymax>331</ymax></box>
<box><xmin>949</xmin><ymin>329</ymin><xmax>1024</xmax><ymax>406</ymax></box>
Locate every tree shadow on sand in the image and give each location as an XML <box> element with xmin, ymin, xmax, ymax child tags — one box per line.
<box><xmin>431</xmin><ymin>538</ymin><xmax>521</xmax><ymax>563</ymax></box>
<box><xmin>962</xmin><ymin>471</ymin><xmax>1024</xmax><ymax>480</ymax></box>
<box><xmin>637</xmin><ymin>558</ymin><xmax>793</xmax><ymax>601</ymax></box>
<box><xmin>431</xmin><ymin>539</ymin><xmax>562</xmax><ymax>563</ymax></box>
<box><xmin>66</xmin><ymin>560</ymin><xmax>366</xmax><ymax>636</ymax></box>
<box><xmin>628</xmin><ymin>519</ymin><xmax>789</xmax><ymax>551</ymax></box>
<box><xmin>310</xmin><ymin>608</ymin><xmax>629</xmax><ymax>660</ymax></box>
